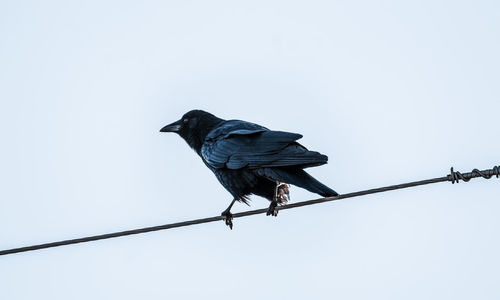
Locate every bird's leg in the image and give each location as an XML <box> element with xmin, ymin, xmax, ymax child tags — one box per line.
<box><xmin>267</xmin><ymin>183</ymin><xmax>280</xmax><ymax>216</ymax></box>
<box><xmin>221</xmin><ymin>199</ymin><xmax>236</xmax><ymax>230</ymax></box>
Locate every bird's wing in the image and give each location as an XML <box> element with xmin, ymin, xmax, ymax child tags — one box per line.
<box><xmin>204</xmin><ymin>119</ymin><xmax>268</xmax><ymax>140</ymax></box>
<box><xmin>201</xmin><ymin>120</ymin><xmax>328</xmax><ymax>170</ymax></box>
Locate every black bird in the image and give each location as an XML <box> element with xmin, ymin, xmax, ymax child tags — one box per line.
<box><xmin>160</xmin><ymin>110</ymin><xmax>338</xmax><ymax>229</ymax></box>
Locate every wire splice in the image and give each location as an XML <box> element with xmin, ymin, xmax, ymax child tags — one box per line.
<box><xmin>449</xmin><ymin>166</ymin><xmax>500</xmax><ymax>184</ymax></box>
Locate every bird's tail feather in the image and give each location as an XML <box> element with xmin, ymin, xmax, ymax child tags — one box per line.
<box><xmin>268</xmin><ymin>168</ymin><xmax>339</xmax><ymax>197</ymax></box>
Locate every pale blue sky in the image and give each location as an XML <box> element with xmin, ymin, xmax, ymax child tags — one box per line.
<box><xmin>0</xmin><ymin>1</ymin><xmax>499</xmax><ymax>299</ymax></box>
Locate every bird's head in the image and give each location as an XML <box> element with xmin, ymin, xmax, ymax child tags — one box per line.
<box><xmin>160</xmin><ymin>110</ymin><xmax>224</xmax><ymax>153</ymax></box>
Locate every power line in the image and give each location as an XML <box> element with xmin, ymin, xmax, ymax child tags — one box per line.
<box><xmin>1</xmin><ymin>165</ymin><xmax>498</xmax><ymax>257</ymax></box>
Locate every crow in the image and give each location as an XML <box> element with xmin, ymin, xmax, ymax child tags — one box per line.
<box><xmin>160</xmin><ymin>110</ymin><xmax>338</xmax><ymax>229</ymax></box>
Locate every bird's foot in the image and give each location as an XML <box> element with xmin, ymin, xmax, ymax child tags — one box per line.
<box><xmin>221</xmin><ymin>209</ymin><xmax>233</xmax><ymax>230</ymax></box>
<box><xmin>266</xmin><ymin>201</ymin><xmax>279</xmax><ymax>217</ymax></box>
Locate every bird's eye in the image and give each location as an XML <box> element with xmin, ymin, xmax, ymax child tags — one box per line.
<box><xmin>183</xmin><ymin>118</ymin><xmax>189</xmax><ymax>124</ymax></box>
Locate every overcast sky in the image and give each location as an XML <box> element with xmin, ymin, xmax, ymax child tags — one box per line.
<box><xmin>1</xmin><ymin>0</ymin><xmax>499</xmax><ymax>299</ymax></box>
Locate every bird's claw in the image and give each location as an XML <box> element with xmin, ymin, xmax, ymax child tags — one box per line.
<box><xmin>221</xmin><ymin>211</ymin><xmax>233</xmax><ymax>230</ymax></box>
<box><xmin>266</xmin><ymin>201</ymin><xmax>279</xmax><ymax>217</ymax></box>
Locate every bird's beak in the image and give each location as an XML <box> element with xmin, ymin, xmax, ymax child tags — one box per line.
<box><xmin>160</xmin><ymin>120</ymin><xmax>181</xmax><ymax>133</ymax></box>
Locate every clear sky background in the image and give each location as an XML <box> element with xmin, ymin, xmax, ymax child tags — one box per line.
<box><xmin>0</xmin><ymin>1</ymin><xmax>499</xmax><ymax>299</ymax></box>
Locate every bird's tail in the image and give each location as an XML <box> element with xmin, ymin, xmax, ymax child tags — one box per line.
<box><xmin>270</xmin><ymin>168</ymin><xmax>339</xmax><ymax>197</ymax></box>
